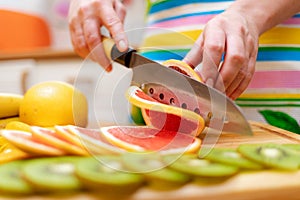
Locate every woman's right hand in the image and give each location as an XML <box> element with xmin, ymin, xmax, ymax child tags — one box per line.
<box><xmin>68</xmin><ymin>0</ymin><xmax>128</xmax><ymax>71</ymax></box>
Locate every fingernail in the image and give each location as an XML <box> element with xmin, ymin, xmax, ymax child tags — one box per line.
<box><xmin>118</xmin><ymin>40</ymin><xmax>127</xmax><ymax>52</ymax></box>
<box><xmin>105</xmin><ymin>64</ymin><xmax>113</xmax><ymax>72</ymax></box>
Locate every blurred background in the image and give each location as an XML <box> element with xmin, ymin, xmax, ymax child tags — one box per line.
<box><xmin>0</xmin><ymin>0</ymin><xmax>146</xmax><ymax>126</ymax></box>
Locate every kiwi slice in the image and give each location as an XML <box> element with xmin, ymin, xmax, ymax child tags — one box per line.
<box><xmin>22</xmin><ymin>156</ymin><xmax>82</xmax><ymax>192</ymax></box>
<box><xmin>282</xmin><ymin>144</ymin><xmax>300</xmax><ymax>152</ymax></box>
<box><xmin>0</xmin><ymin>160</ymin><xmax>33</xmax><ymax>195</ymax></box>
<box><xmin>75</xmin><ymin>155</ymin><xmax>144</xmax><ymax>196</ymax></box>
<box><xmin>238</xmin><ymin>143</ymin><xmax>299</xmax><ymax>170</ymax></box>
<box><xmin>200</xmin><ymin>147</ymin><xmax>264</xmax><ymax>170</ymax></box>
<box><xmin>163</xmin><ymin>154</ymin><xmax>239</xmax><ymax>178</ymax></box>
<box><xmin>121</xmin><ymin>153</ymin><xmax>191</xmax><ymax>190</ymax></box>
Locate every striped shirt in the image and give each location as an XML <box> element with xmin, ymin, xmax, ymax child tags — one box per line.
<box><xmin>140</xmin><ymin>0</ymin><xmax>300</xmax><ymax>132</ymax></box>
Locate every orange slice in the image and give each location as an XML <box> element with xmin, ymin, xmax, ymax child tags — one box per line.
<box><xmin>100</xmin><ymin>126</ymin><xmax>201</xmax><ymax>154</ymax></box>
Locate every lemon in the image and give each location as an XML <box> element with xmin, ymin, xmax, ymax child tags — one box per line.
<box><xmin>5</xmin><ymin>121</ymin><xmax>32</xmax><ymax>132</ymax></box>
<box><xmin>19</xmin><ymin>81</ymin><xmax>88</xmax><ymax>127</ymax></box>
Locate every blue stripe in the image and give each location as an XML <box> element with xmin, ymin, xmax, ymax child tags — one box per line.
<box><xmin>294</xmin><ymin>14</ymin><xmax>300</xmax><ymax>18</ymax></box>
<box><xmin>141</xmin><ymin>49</ymin><xmax>188</xmax><ymax>61</ymax></box>
<box><xmin>149</xmin><ymin>10</ymin><xmax>223</xmax><ymax>25</ymax></box>
<box><xmin>141</xmin><ymin>48</ymin><xmax>300</xmax><ymax>62</ymax></box>
<box><xmin>257</xmin><ymin>49</ymin><xmax>300</xmax><ymax>61</ymax></box>
<box><xmin>149</xmin><ymin>0</ymin><xmax>233</xmax><ymax>14</ymax></box>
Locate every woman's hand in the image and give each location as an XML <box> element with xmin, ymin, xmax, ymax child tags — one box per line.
<box><xmin>184</xmin><ymin>10</ymin><xmax>259</xmax><ymax>100</ymax></box>
<box><xmin>68</xmin><ymin>0</ymin><xmax>128</xmax><ymax>71</ymax></box>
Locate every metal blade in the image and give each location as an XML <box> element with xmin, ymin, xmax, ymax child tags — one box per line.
<box><xmin>128</xmin><ymin>53</ymin><xmax>252</xmax><ymax>135</ymax></box>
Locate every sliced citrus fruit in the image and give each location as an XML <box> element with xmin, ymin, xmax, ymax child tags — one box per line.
<box><xmin>67</xmin><ymin>126</ymin><xmax>125</xmax><ymax>155</ymax></box>
<box><xmin>1</xmin><ymin>130</ymin><xmax>65</xmax><ymax>156</ymax></box>
<box><xmin>5</xmin><ymin>121</ymin><xmax>32</xmax><ymax>132</ymax></box>
<box><xmin>30</xmin><ymin>126</ymin><xmax>89</xmax><ymax>156</ymax></box>
<box><xmin>100</xmin><ymin>126</ymin><xmax>201</xmax><ymax>154</ymax></box>
<box><xmin>0</xmin><ymin>142</ymin><xmax>30</xmax><ymax>164</ymax></box>
<box><xmin>162</xmin><ymin>59</ymin><xmax>202</xmax><ymax>82</ymax></box>
<box><xmin>55</xmin><ymin>125</ymin><xmax>86</xmax><ymax>149</ymax></box>
<box><xmin>126</xmin><ymin>86</ymin><xmax>205</xmax><ymax>136</ymax></box>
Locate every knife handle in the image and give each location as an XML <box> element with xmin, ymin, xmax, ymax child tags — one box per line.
<box><xmin>102</xmin><ymin>36</ymin><xmax>136</xmax><ymax>67</ymax></box>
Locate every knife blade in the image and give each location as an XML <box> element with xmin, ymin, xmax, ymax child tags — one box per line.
<box><xmin>102</xmin><ymin>36</ymin><xmax>252</xmax><ymax>135</ymax></box>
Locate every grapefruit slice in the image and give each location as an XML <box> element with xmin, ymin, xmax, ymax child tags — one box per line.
<box><xmin>67</xmin><ymin>126</ymin><xmax>125</xmax><ymax>155</ymax></box>
<box><xmin>0</xmin><ymin>137</ymin><xmax>30</xmax><ymax>164</ymax></box>
<box><xmin>100</xmin><ymin>126</ymin><xmax>201</xmax><ymax>154</ymax></box>
<box><xmin>126</xmin><ymin>86</ymin><xmax>205</xmax><ymax>136</ymax></box>
<box><xmin>162</xmin><ymin>59</ymin><xmax>202</xmax><ymax>82</ymax></box>
<box><xmin>30</xmin><ymin>126</ymin><xmax>89</xmax><ymax>156</ymax></box>
<box><xmin>1</xmin><ymin>130</ymin><xmax>65</xmax><ymax>156</ymax></box>
<box><xmin>54</xmin><ymin>125</ymin><xmax>85</xmax><ymax>148</ymax></box>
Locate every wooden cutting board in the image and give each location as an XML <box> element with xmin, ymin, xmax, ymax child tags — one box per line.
<box><xmin>3</xmin><ymin>121</ymin><xmax>300</xmax><ymax>200</ymax></box>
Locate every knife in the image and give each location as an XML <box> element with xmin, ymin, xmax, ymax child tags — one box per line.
<box><xmin>102</xmin><ymin>36</ymin><xmax>252</xmax><ymax>135</ymax></box>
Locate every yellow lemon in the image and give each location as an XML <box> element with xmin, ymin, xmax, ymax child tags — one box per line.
<box><xmin>19</xmin><ymin>81</ymin><xmax>88</xmax><ymax>127</ymax></box>
<box><xmin>5</xmin><ymin>121</ymin><xmax>32</xmax><ymax>132</ymax></box>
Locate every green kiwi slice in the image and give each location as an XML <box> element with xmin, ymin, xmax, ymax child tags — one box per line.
<box><xmin>200</xmin><ymin>147</ymin><xmax>264</xmax><ymax>170</ymax></box>
<box><xmin>238</xmin><ymin>143</ymin><xmax>299</xmax><ymax>170</ymax></box>
<box><xmin>0</xmin><ymin>160</ymin><xmax>33</xmax><ymax>195</ymax></box>
<box><xmin>121</xmin><ymin>153</ymin><xmax>191</xmax><ymax>190</ymax></box>
<box><xmin>22</xmin><ymin>156</ymin><xmax>82</xmax><ymax>192</ymax></box>
<box><xmin>282</xmin><ymin>144</ymin><xmax>300</xmax><ymax>152</ymax></box>
<box><xmin>163</xmin><ymin>154</ymin><xmax>239</xmax><ymax>177</ymax></box>
<box><xmin>75</xmin><ymin>155</ymin><xmax>144</xmax><ymax>195</ymax></box>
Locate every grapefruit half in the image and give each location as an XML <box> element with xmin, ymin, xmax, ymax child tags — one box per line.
<box><xmin>126</xmin><ymin>86</ymin><xmax>205</xmax><ymax>136</ymax></box>
<box><xmin>162</xmin><ymin>59</ymin><xmax>202</xmax><ymax>82</ymax></box>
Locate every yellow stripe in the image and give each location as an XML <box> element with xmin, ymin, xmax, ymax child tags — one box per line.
<box><xmin>239</xmin><ymin>93</ymin><xmax>300</xmax><ymax>99</ymax></box>
<box><xmin>143</xmin><ymin>27</ymin><xmax>300</xmax><ymax>47</ymax></box>
<box><xmin>142</xmin><ymin>30</ymin><xmax>202</xmax><ymax>47</ymax></box>
<box><xmin>259</xmin><ymin>27</ymin><xmax>300</xmax><ymax>45</ymax></box>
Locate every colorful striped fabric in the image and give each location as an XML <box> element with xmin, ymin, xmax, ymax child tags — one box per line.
<box><xmin>140</xmin><ymin>0</ymin><xmax>300</xmax><ymax>132</ymax></box>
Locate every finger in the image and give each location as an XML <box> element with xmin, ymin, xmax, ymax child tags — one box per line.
<box><xmin>200</xmin><ymin>27</ymin><xmax>226</xmax><ymax>87</ymax></box>
<box><xmin>96</xmin><ymin>1</ymin><xmax>128</xmax><ymax>52</ymax></box>
<box><xmin>114</xmin><ymin>0</ymin><xmax>127</xmax><ymax>24</ymax></box>
<box><xmin>69</xmin><ymin>16</ymin><xmax>90</xmax><ymax>58</ymax></box>
<box><xmin>225</xmin><ymin>64</ymin><xmax>248</xmax><ymax>97</ymax></box>
<box><xmin>183</xmin><ymin>34</ymin><xmax>204</xmax><ymax>69</ymax></box>
<box><xmin>216</xmin><ymin>34</ymin><xmax>245</xmax><ymax>91</ymax></box>
<box><xmin>225</xmin><ymin>33</ymin><xmax>255</xmax><ymax>97</ymax></box>
<box><xmin>82</xmin><ymin>18</ymin><xmax>112</xmax><ymax>71</ymax></box>
<box><xmin>229</xmin><ymin>48</ymin><xmax>257</xmax><ymax>100</ymax></box>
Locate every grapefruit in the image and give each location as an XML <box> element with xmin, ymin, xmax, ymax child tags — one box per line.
<box><xmin>19</xmin><ymin>81</ymin><xmax>88</xmax><ymax>127</ymax></box>
<box><xmin>0</xmin><ymin>137</ymin><xmax>29</xmax><ymax>164</ymax></box>
<box><xmin>30</xmin><ymin>126</ymin><xmax>89</xmax><ymax>156</ymax></box>
<box><xmin>54</xmin><ymin>125</ymin><xmax>86</xmax><ymax>149</ymax></box>
<box><xmin>162</xmin><ymin>59</ymin><xmax>202</xmax><ymax>82</ymax></box>
<box><xmin>100</xmin><ymin>126</ymin><xmax>201</xmax><ymax>154</ymax></box>
<box><xmin>1</xmin><ymin>130</ymin><xmax>65</xmax><ymax>156</ymax></box>
<box><xmin>67</xmin><ymin>126</ymin><xmax>125</xmax><ymax>155</ymax></box>
<box><xmin>126</xmin><ymin>86</ymin><xmax>205</xmax><ymax>136</ymax></box>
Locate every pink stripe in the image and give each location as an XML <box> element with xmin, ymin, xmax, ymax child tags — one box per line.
<box><xmin>282</xmin><ymin>17</ymin><xmax>300</xmax><ymax>25</ymax></box>
<box><xmin>151</xmin><ymin>15</ymin><xmax>216</xmax><ymax>28</ymax></box>
<box><xmin>248</xmin><ymin>71</ymin><xmax>300</xmax><ymax>89</ymax></box>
